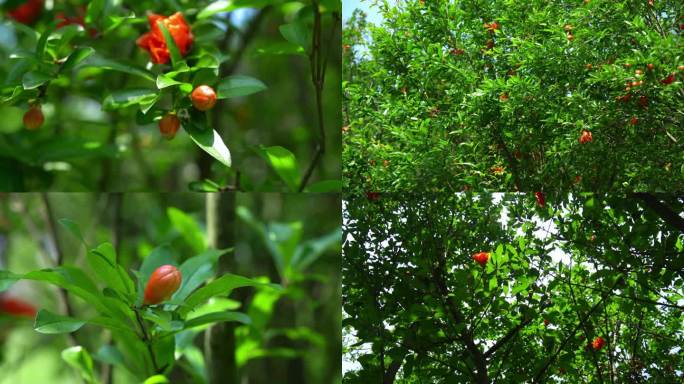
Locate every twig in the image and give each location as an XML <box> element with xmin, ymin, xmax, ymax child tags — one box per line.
<box><xmin>134</xmin><ymin>306</ymin><xmax>160</xmax><ymax>374</ymax></box>
<box><xmin>299</xmin><ymin>3</ymin><xmax>338</xmax><ymax>191</ymax></box>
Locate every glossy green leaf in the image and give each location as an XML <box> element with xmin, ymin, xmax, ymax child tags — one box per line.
<box><xmin>35</xmin><ymin>309</ymin><xmax>86</xmax><ymax>334</ymax></box>
<box><xmin>62</xmin><ymin>47</ymin><xmax>95</xmax><ymax>72</ymax></box>
<box><xmin>62</xmin><ymin>346</ymin><xmax>97</xmax><ymax>384</ymax></box>
<box><xmin>184</xmin><ymin>117</ymin><xmax>232</xmax><ymax>168</ymax></box>
<box><xmin>184</xmin><ymin>311</ymin><xmax>251</xmax><ymax>329</ymax></box>
<box><xmin>167</xmin><ymin>207</ymin><xmax>207</xmax><ymax>253</ymax></box>
<box><xmin>217</xmin><ymin>75</ymin><xmax>267</xmax><ymax>99</ymax></box>
<box><xmin>255</xmin><ymin>146</ymin><xmax>300</xmax><ymax>191</ymax></box>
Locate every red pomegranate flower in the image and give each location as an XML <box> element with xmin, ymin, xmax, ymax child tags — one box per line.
<box><xmin>491</xmin><ymin>165</ymin><xmax>505</xmax><ymax>175</ymax></box>
<box><xmin>0</xmin><ymin>295</ymin><xmax>37</xmax><ymax>318</ymax></box>
<box><xmin>535</xmin><ymin>191</ymin><xmax>545</xmax><ymax>207</ymax></box>
<box><xmin>629</xmin><ymin>116</ymin><xmax>638</xmax><ymax>125</ymax></box>
<box><xmin>7</xmin><ymin>0</ymin><xmax>43</xmax><ymax>24</ymax></box>
<box><xmin>472</xmin><ymin>252</ymin><xmax>490</xmax><ymax>267</ymax></box>
<box><xmin>144</xmin><ymin>265</ymin><xmax>182</xmax><ymax>305</ymax></box>
<box><xmin>137</xmin><ymin>12</ymin><xmax>193</xmax><ymax>64</ymax></box>
<box><xmin>579</xmin><ymin>129</ymin><xmax>593</xmax><ymax>144</ymax></box>
<box><xmin>592</xmin><ymin>336</ymin><xmax>605</xmax><ymax>350</ymax></box>
<box><xmin>484</xmin><ymin>21</ymin><xmax>499</xmax><ymax>32</ymax></box>
<box><xmin>660</xmin><ymin>73</ymin><xmax>675</xmax><ymax>85</ymax></box>
<box><xmin>366</xmin><ymin>192</ymin><xmax>381</xmax><ymax>201</ymax></box>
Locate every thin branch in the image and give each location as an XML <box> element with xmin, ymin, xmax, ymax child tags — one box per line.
<box><xmin>134</xmin><ymin>307</ymin><xmax>160</xmax><ymax>374</ymax></box>
<box><xmin>533</xmin><ymin>278</ymin><xmax>621</xmax><ymax>383</ymax></box>
<box><xmin>299</xmin><ymin>3</ymin><xmax>338</xmax><ymax>191</ymax></box>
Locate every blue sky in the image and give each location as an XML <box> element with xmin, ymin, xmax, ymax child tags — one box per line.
<box><xmin>342</xmin><ymin>0</ymin><xmax>383</xmax><ymax>24</ymax></box>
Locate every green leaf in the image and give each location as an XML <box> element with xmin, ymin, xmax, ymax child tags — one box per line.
<box><xmin>103</xmin><ymin>89</ymin><xmax>159</xmax><ymax>111</ymax></box>
<box><xmin>173</xmin><ymin>249</ymin><xmax>231</xmax><ymax>302</ymax></box>
<box><xmin>88</xmin><ymin>243</ymin><xmax>135</xmax><ymax>300</ymax></box>
<box><xmin>62</xmin><ymin>346</ymin><xmax>97</xmax><ymax>384</ymax></box>
<box><xmin>58</xmin><ymin>218</ymin><xmax>88</xmax><ymax>247</ymax></box>
<box><xmin>24</xmin><ymin>267</ymin><xmax>111</xmax><ymax>316</ymax></box>
<box><xmin>143</xmin><ymin>375</ymin><xmax>169</xmax><ymax>384</ymax></box>
<box><xmin>291</xmin><ymin>228</ymin><xmax>341</xmax><ymax>272</ymax></box>
<box><xmin>62</xmin><ymin>47</ymin><xmax>95</xmax><ymax>72</ymax></box>
<box><xmin>167</xmin><ymin>207</ymin><xmax>207</xmax><ymax>253</ymax></box>
<box><xmin>156</xmin><ymin>74</ymin><xmax>187</xmax><ymax>89</ymax></box>
<box><xmin>180</xmin><ymin>274</ymin><xmax>280</xmax><ymax>316</ymax></box>
<box><xmin>85</xmin><ymin>0</ymin><xmax>105</xmax><ymax>24</ymax></box>
<box><xmin>157</xmin><ymin>21</ymin><xmax>183</xmax><ymax>68</ymax></box>
<box><xmin>35</xmin><ymin>309</ymin><xmax>86</xmax><ymax>334</ymax></box>
<box><xmin>22</xmin><ymin>71</ymin><xmax>52</xmax><ymax>90</ymax></box>
<box><xmin>217</xmin><ymin>75</ymin><xmax>267</xmax><ymax>99</ymax></box>
<box><xmin>94</xmin><ymin>345</ymin><xmax>125</xmax><ymax>367</ymax></box>
<box><xmin>279</xmin><ymin>21</ymin><xmax>311</xmax><ymax>52</ymax></box>
<box><xmin>184</xmin><ymin>116</ymin><xmax>232</xmax><ymax>167</ymax></box>
<box><xmin>79</xmin><ymin>54</ymin><xmax>154</xmax><ymax>81</ymax></box>
<box><xmin>184</xmin><ymin>311</ymin><xmax>251</xmax><ymax>329</ymax></box>
<box><xmin>255</xmin><ymin>146</ymin><xmax>300</xmax><ymax>191</ymax></box>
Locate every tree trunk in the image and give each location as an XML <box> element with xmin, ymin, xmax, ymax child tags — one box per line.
<box><xmin>204</xmin><ymin>193</ymin><xmax>238</xmax><ymax>384</ymax></box>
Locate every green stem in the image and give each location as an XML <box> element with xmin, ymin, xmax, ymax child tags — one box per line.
<box><xmin>134</xmin><ymin>307</ymin><xmax>159</xmax><ymax>374</ymax></box>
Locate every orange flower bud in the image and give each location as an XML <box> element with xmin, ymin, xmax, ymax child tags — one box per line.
<box><xmin>144</xmin><ymin>265</ymin><xmax>182</xmax><ymax>305</ymax></box>
<box><xmin>158</xmin><ymin>113</ymin><xmax>181</xmax><ymax>140</ymax></box>
<box><xmin>191</xmin><ymin>85</ymin><xmax>217</xmax><ymax>111</ymax></box>
<box><xmin>23</xmin><ymin>105</ymin><xmax>44</xmax><ymax>130</ymax></box>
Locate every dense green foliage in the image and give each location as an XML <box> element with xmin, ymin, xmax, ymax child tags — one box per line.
<box><xmin>0</xmin><ymin>193</ymin><xmax>341</xmax><ymax>383</ymax></box>
<box><xmin>343</xmin><ymin>1</ymin><xmax>684</xmax><ymax>193</ymax></box>
<box><xmin>1</xmin><ymin>0</ymin><xmax>341</xmax><ymax>192</ymax></box>
<box><xmin>343</xmin><ymin>193</ymin><xmax>684</xmax><ymax>383</ymax></box>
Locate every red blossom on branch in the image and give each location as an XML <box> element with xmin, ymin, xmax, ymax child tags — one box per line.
<box><xmin>137</xmin><ymin>12</ymin><xmax>194</xmax><ymax>64</ymax></box>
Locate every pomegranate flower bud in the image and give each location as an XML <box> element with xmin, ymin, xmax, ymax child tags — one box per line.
<box><xmin>190</xmin><ymin>85</ymin><xmax>217</xmax><ymax>111</ymax></box>
<box><xmin>143</xmin><ymin>265</ymin><xmax>182</xmax><ymax>305</ymax></box>
<box><xmin>535</xmin><ymin>191</ymin><xmax>545</xmax><ymax>207</ymax></box>
<box><xmin>472</xmin><ymin>252</ymin><xmax>490</xmax><ymax>267</ymax></box>
<box><xmin>158</xmin><ymin>113</ymin><xmax>181</xmax><ymax>140</ymax></box>
<box><xmin>23</xmin><ymin>104</ymin><xmax>44</xmax><ymax>130</ymax></box>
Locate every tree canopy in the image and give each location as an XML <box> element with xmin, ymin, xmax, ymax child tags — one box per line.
<box><xmin>343</xmin><ymin>0</ymin><xmax>684</xmax><ymax>194</ymax></box>
<box><xmin>343</xmin><ymin>193</ymin><xmax>684</xmax><ymax>383</ymax></box>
